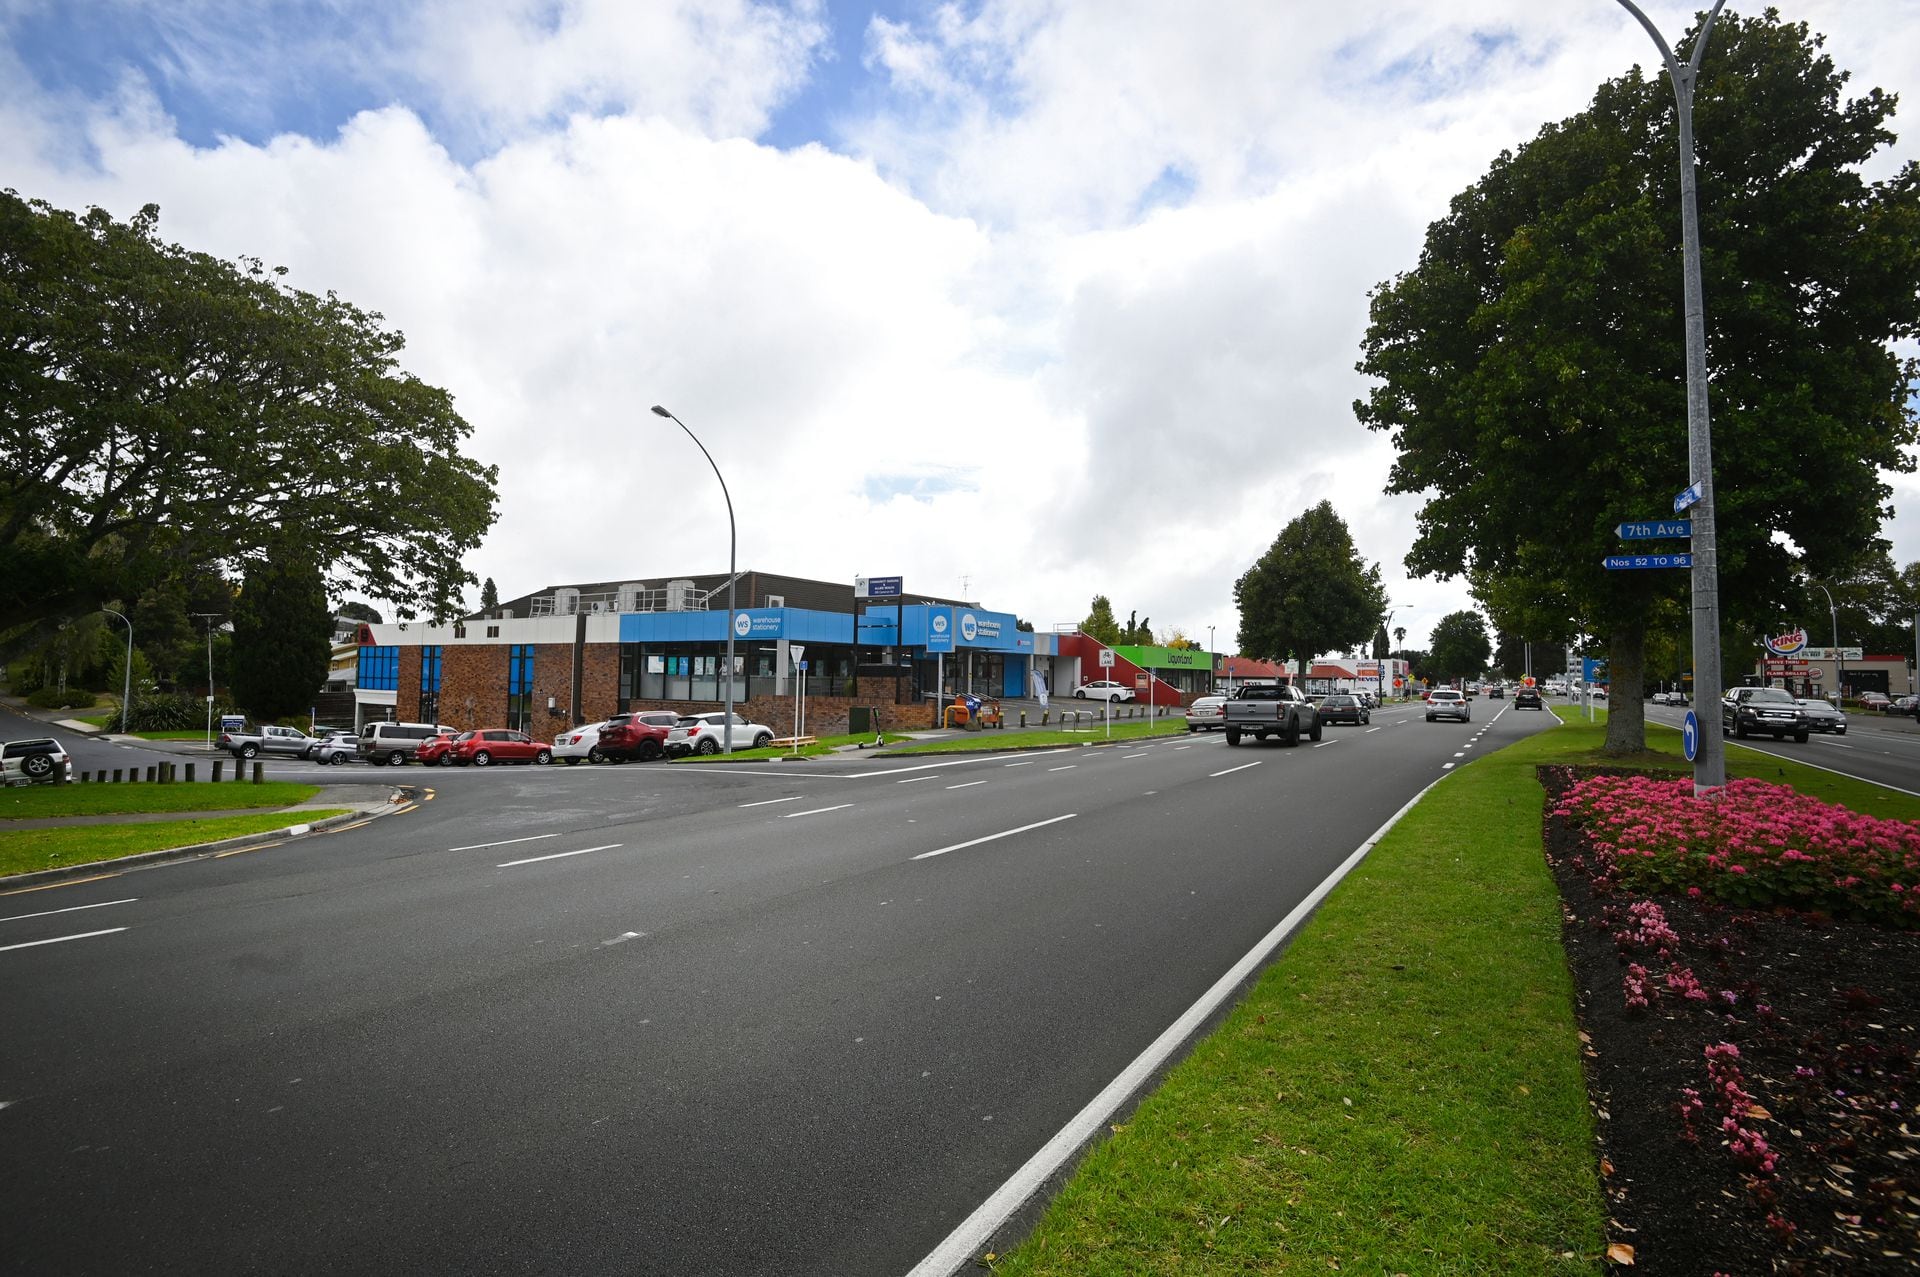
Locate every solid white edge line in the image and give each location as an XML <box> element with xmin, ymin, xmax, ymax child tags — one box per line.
<box><xmin>497</xmin><ymin>843</ymin><xmax>622</xmax><ymax>867</ymax></box>
<box><xmin>904</xmin><ymin>774</ymin><xmax>1452</xmax><ymax>1277</ymax></box>
<box><xmin>738</xmin><ymin>795</ymin><xmax>806</xmax><ymax>808</ymax></box>
<box><xmin>1646</xmin><ymin>719</ymin><xmax>1920</xmax><ymax>799</ymax></box>
<box><xmin>911</xmin><ymin>813</ymin><xmax>1076</xmax><ymax>861</ymax></box>
<box><xmin>1208</xmin><ymin>761</ymin><xmax>1262</xmax><ymax>777</ymax></box>
<box><xmin>0</xmin><ymin>897</ymin><xmax>138</xmax><ymax>924</ymax></box>
<box><xmin>0</xmin><ymin>927</ymin><xmax>128</xmax><ymax>953</ymax></box>
<box><xmin>451</xmin><ymin>833</ymin><xmax>558</xmax><ymax>852</ymax></box>
<box><xmin>783</xmin><ymin>804</ymin><xmax>855</xmax><ymax>818</ymax></box>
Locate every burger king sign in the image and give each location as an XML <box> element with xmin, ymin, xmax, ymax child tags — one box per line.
<box><xmin>1763</xmin><ymin>626</ymin><xmax>1808</xmax><ymax>657</ymax></box>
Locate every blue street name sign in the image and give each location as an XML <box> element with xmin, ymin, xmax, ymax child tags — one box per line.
<box><xmin>1602</xmin><ymin>553</ymin><xmax>1694</xmax><ymax>570</ymax></box>
<box><xmin>1682</xmin><ymin>710</ymin><xmax>1699</xmax><ymax>762</ymax></box>
<box><xmin>1673</xmin><ymin>482</ymin><xmax>1703</xmax><ymax>514</ymax></box>
<box><xmin>1615</xmin><ymin>519</ymin><xmax>1692</xmax><ymax>540</ymax></box>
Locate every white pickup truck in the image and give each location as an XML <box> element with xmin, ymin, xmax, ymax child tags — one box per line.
<box><xmin>1221</xmin><ymin>684</ymin><xmax>1322</xmax><ymax>746</ymax></box>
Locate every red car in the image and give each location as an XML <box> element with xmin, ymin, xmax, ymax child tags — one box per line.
<box><xmin>595</xmin><ymin>710</ymin><xmax>680</xmax><ymax>762</ymax></box>
<box><xmin>450</xmin><ymin>729</ymin><xmax>553</xmax><ymax>767</ymax></box>
<box><xmin>414</xmin><ymin>732</ymin><xmax>461</xmax><ymax>767</ymax></box>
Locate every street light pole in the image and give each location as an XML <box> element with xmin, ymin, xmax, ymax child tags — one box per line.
<box><xmin>1812</xmin><ymin>583</ymin><xmax>1841</xmax><ymax>704</ymax></box>
<box><xmin>1207</xmin><ymin>625</ymin><xmax>1216</xmax><ymax>693</ymax></box>
<box><xmin>101</xmin><ymin>608</ymin><xmax>133</xmax><ymax>735</ymax></box>
<box><xmin>1614</xmin><ymin>0</ymin><xmax>1730</xmax><ymax>794</ymax></box>
<box><xmin>652</xmin><ymin>405</ymin><xmax>737</xmax><ymax>754</ymax></box>
<box><xmin>191</xmin><ymin>612</ymin><xmax>221</xmax><ymax>751</ymax></box>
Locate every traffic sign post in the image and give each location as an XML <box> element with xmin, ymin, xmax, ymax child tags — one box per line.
<box><xmin>1682</xmin><ymin>710</ymin><xmax>1700</xmax><ymax>762</ymax></box>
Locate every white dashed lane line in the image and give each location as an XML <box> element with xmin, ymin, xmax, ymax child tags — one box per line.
<box><xmin>784</xmin><ymin>804</ymin><xmax>855</xmax><ymax>819</ymax></box>
<box><xmin>739</xmin><ymin>795</ymin><xmax>806</xmax><ymax>808</ymax></box>
<box><xmin>498</xmin><ymin>843</ymin><xmax>622</xmax><ymax>868</ymax></box>
<box><xmin>1</xmin><ymin>897</ymin><xmax>138</xmax><ymax>924</ymax></box>
<box><xmin>0</xmin><ymin>928</ymin><xmax>129</xmax><ymax>953</ymax></box>
<box><xmin>912</xmin><ymin>814</ymin><xmax>1077</xmax><ymax>862</ymax></box>
<box><xmin>947</xmin><ymin>781</ymin><xmax>987</xmax><ymax>790</ymax></box>
<box><xmin>1210</xmin><ymin>761</ymin><xmax>1263</xmax><ymax>778</ymax></box>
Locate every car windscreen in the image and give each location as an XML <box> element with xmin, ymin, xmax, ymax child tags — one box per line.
<box><xmin>1748</xmin><ymin>689</ymin><xmax>1797</xmax><ymax>705</ymax></box>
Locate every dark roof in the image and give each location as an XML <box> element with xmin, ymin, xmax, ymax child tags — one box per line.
<box><xmin>486</xmin><ymin>569</ymin><xmax>972</xmax><ymax>620</ymax></box>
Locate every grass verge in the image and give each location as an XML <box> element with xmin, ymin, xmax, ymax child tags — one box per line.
<box><xmin>0</xmin><ymin>809</ymin><xmax>352</xmax><ymax>877</ymax></box>
<box><xmin>888</xmin><ymin>716</ymin><xmax>1192</xmax><ymax>754</ymax></box>
<box><xmin>0</xmin><ymin>781</ymin><xmax>321</xmax><ymax>821</ymax></box>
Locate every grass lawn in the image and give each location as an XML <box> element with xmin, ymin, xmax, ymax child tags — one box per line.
<box><xmin>0</xmin><ymin>809</ymin><xmax>352</xmax><ymax>877</ymax></box>
<box><xmin>0</xmin><ymin>781</ymin><xmax>320</xmax><ymax>821</ymax></box>
<box><xmin>888</xmin><ymin>715</ymin><xmax>1192</xmax><ymax>755</ymax></box>
<box><xmin>992</xmin><ymin>708</ymin><xmax>1920</xmax><ymax>1275</ymax></box>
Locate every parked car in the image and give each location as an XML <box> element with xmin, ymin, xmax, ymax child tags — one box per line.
<box><xmin>1859</xmin><ymin>691</ymin><xmax>1893</xmax><ymax>711</ymax></box>
<box><xmin>1795</xmin><ymin>698</ymin><xmax>1847</xmax><ymax>735</ymax></box>
<box><xmin>1</xmin><ymin>737</ymin><xmax>73</xmax><ymax>785</ymax></box>
<box><xmin>1426</xmin><ymin>689</ymin><xmax>1470</xmax><ymax>722</ymax></box>
<box><xmin>301</xmin><ymin>727</ymin><xmax>357</xmax><ymax>759</ymax></box>
<box><xmin>1184</xmin><ymin>695</ymin><xmax>1228</xmax><ymax>733</ymax></box>
<box><xmin>357</xmin><ymin>721</ymin><xmax>455</xmax><ymax>766</ymax></box>
<box><xmin>553</xmin><ymin>722</ymin><xmax>609</xmax><ymax>765</ymax></box>
<box><xmin>1888</xmin><ymin>695</ymin><xmax>1920</xmax><ymax>718</ymax></box>
<box><xmin>1074</xmin><ymin>679</ymin><xmax>1136</xmax><ymax>703</ymax></box>
<box><xmin>597</xmin><ymin>711</ymin><xmax>682</xmax><ymax>762</ymax></box>
<box><xmin>1317</xmin><ymin>693</ymin><xmax>1370</xmax><ymax>725</ymax></box>
<box><xmin>310</xmin><ymin>733</ymin><xmax>363</xmax><ymax>765</ymax></box>
<box><xmin>668</xmin><ymin>712</ymin><xmax>777</xmax><ymax>756</ymax></box>
<box><xmin>449</xmin><ymin>729</ymin><xmax>553</xmax><ymax>767</ymax></box>
<box><xmin>414</xmin><ymin>731</ymin><xmax>463</xmax><ymax>766</ymax></box>
<box><xmin>1514</xmin><ymin>687</ymin><xmax>1544</xmax><ymax>710</ymax></box>
<box><xmin>1722</xmin><ymin>686</ymin><xmax>1809</xmax><ymax>742</ymax></box>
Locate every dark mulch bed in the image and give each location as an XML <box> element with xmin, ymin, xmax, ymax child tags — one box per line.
<box><xmin>1540</xmin><ymin>765</ymin><xmax>1920</xmax><ymax>1274</ymax></box>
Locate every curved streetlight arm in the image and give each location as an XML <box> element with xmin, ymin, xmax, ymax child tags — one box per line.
<box><xmin>101</xmin><ymin>607</ymin><xmax>133</xmax><ymax>735</ymax></box>
<box><xmin>1811</xmin><ymin>582</ymin><xmax>1843</xmax><ymax>702</ymax></box>
<box><xmin>652</xmin><ymin>405</ymin><xmax>738</xmax><ymax>753</ymax></box>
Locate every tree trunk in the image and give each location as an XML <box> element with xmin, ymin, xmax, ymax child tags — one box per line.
<box><xmin>1603</xmin><ymin>613</ymin><xmax>1647</xmax><ymax>755</ymax></box>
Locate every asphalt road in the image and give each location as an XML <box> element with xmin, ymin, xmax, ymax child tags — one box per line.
<box><xmin>1638</xmin><ymin>700</ymin><xmax>1920</xmax><ymax>795</ymax></box>
<box><xmin>3</xmin><ymin>700</ymin><xmax>1551</xmax><ymax>1274</ymax></box>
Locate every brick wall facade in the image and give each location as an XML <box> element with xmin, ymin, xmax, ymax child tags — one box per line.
<box><xmin>440</xmin><ymin>645</ymin><xmax>509</xmax><ymax>731</ymax></box>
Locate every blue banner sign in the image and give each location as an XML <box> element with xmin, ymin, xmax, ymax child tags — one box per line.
<box><xmin>925</xmin><ymin>607</ymin><xmax>953</xmax><ymax>653</ymax></box>
<box><xmin>1602</xmin><ymin>553</ymin><xmax>1693</xmax><ymax>570</ymax></box>
<box><xmin>1673</xmin><ymin>482</ymin><xmax>1703</xmax><ymax>514</ymax></box>
<box><xmin>1615</xmin><ymin>519</ymin><xmax>1691</xmax><ymax>540</ymax></box>
<box><xmin>857</xmin><ymin>575</ymin><xmax>904</xmax><ymax>598</ymax></box>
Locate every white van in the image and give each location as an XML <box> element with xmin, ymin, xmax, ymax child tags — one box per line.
<box><xmin>357</xmin><ymin>721</ymin><xmax>452</xmax><ymax>766</ymax></box>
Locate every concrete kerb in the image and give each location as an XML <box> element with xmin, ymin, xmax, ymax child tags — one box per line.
<box><xmin>0</xmin><ymin>785</ymin><xmax>418</xmax><ymax>890</ymax></box>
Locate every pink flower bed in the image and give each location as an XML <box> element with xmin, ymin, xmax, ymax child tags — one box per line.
<box><xmin>1552</xmin><ymin>774</ymin><xmax>1920</xmax><ymax>928</ymax></box>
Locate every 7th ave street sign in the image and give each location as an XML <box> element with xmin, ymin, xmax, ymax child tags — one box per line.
<box><xmin>1603</xmin><ymin>553</ymin><xmax>1694</xmax><ymax>570</ymax></box>
<box><xmin>1616</xmin><ymin>519</ymin><xmax>1691</xmax><ymax>539</ymax></box>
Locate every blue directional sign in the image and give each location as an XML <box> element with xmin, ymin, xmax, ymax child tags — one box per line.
<box><xmin>1682</xmin><ymin>710</ymin><xmax>1699</xmax><ymax>762</ymax></box>
<box><xmin>1615</xmin><ymin>519</ymin><xmax>1692</xmax><ymax>540</ymax></box>
<box><xmin>1673</xmin><ymin>482</ymin><xmax>1703</xmax><ymax>514</ymax></box>
<box><xmin>1602</xmin><ymin>553</ymin><xmax>1693</xmax><ymax>570</ymax></box>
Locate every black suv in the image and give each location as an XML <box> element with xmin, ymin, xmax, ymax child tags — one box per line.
<box><xmin>1513</xmin><ymin>687</ymin><xmax>1543</xmax><ymax>710</ymax></box>
<box><xmin>1722</xmin><ymin>686</ymin><xmax>1809</xmax><ymax>742</ymax></box>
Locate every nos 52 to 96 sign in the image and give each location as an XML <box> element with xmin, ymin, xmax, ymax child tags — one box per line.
<box><xmin>1602</xmin><ymin>553</ymin><xmax>1693</xmax><ymax>571</ymax></box>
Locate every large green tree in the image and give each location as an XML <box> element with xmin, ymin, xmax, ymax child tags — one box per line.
<box><xmin>230</xmin><ymin>551</ymin><xmax>332</xmax><ymax>721</ymax></box>
<box><xmin>1081</xmin><ymin>595</ymin><xmax>1122</xmax><ymax>645</ymax></box>
<box><xmin>1235</xmin><ymin>501</ymin><xmax>1388</xmax><ymax>677</ymax></box>
<box><xmin>1355</xmin><ymin>10</ymin><xmax>1920</xmax><ymax>753</ymax></box>
<box><xmin>1428</xmin><ymin>610</ymin><xmax>1492</xmax><ymax>683</ymax></box>
<box><xmin>0</xmin><ymin>192</ymin><xmax>498</xmax><ymax>663</ymax></box>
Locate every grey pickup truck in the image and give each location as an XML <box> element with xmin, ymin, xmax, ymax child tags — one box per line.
<box><xmin>218</xmin><ymin>723</ymin><xmax>320</xmax><ymax>760</ymax></box>
<box><xmin>1222</xmin><ymin>684</ymin><xmax>1322</xmax><ymax>746</ymax></box>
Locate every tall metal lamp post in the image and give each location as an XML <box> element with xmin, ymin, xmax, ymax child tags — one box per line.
<box><xmin>1379</xmin><ymin>605</ymin><xmax>1405</xmax><ymax>702</ymax></box>
<box><xmin>191</xmin><ymin>612</ymin><xmax>222</xmax><ymax>751</ymax></box>
<box><xmin>1811</xmin><ymin>582</ymin><xmax>1842</xmax><ymax>704</ymax></box>
<box><xmin>651</xmin><ymin>405</ymin><xmax>737</xmax><ymax>754</ymax></box>
<box><xmin>1614</xmin><ymin>0</ymin><xmax>1730</xmax><ymax>794</ymax></box>
<box><xmin>1206</xmin><ymin>625</ymin><xmax>1216</xmax><ymax>693</ymax></box>
<box><xmin>101</xmin><ymin>608</ymin><xmax>133</xmax><ymax>735</ymax></box>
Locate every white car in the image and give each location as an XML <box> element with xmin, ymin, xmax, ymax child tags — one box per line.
<box><xmin>1074</xmin><ymin>680</ymin><xmax>1136</xmax><ymax>703</ymax></box>
<box><xmin>1426</xmin><ymin>689</ymin><xmax>1470</xmax><ymax>722</ymax></box>
<box><xmin>668</xmin><ymin>712</ymin><xmax>776</xmax><ymax>756</ymax></box>
<box><xmin>1184</xmin><ymin>695</ymin><xmax>1227</xmax><ymax>732</ymax></box>
<box><xmin>553</xmin><ymin>722</ymin><xmax>608</xmax><ymax>765</ymax></box>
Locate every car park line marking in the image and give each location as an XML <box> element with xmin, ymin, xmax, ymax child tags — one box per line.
<box><xmin>912</xmin><ymin>813</ymin><xmax>1077</xmax><ymax>861</ymax></box>
<box><xmin>0</xmin><ymin>872</ymin><xmax>123</xmax><ymax>898</ymax></box>
<box><xmin>1</xmin><ymin>898</ymin><xmax>138</xmax><ymax>924</ymax></box>
<box><xmin>783</xmin><ymin>804</ymin><xmax>855</xmax><ymax>819</ymax></box>
<box><xmin>1210</xmin><ymin>761</ymin><xmax>1262</xmax><ymax>777</ymax></box>
<box><xmin>0</xmin><ymin>927</ymin><xmax>127</xmax><ymax>953</ymax></box>
<box><xmin>498</xmin><ymin>843</ymin><xmax>622</xmax><ymax>867</ymax></box>
<box><xmin>946</xmin><ymin>781</ymin><xmax>988</xmax><ymax>790</ymax></box>
<box><xmin>738</xmin><ymin>795</ymin><xmax>806</xmax><ymax>808</ymax></box>
<box><xmin>451</xmin><ymin>833</ymin><xmax>558</xmax><ymax>852</ymax></box>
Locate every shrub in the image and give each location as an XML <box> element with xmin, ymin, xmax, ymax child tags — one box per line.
<box><xmin>1552</xmin><ymin>772</ymin><xmax>1920</xmax><ymax>927</ymax></box>
<box><xmin>27</xmin><ymin>686</ymin><xmax>96</xmax><ymax>710</ymax></box>
<box><xmin>124</xmin><ymin>693</ymin><xmax>237</xmax><ymax>732</ymax></box>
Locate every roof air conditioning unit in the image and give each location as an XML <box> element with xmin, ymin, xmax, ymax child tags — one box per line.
<box><xmin>666</xmin><ymin>579</ymin><xmax>697</xmax><ymax>611</ymax></box>
<box><xmin>589</xmin><ymin>601</ymin><xmax>605</xmax><ymax>614</ymax></box>
<box><xmin>765</xmin><ymin>594</ymin><xmax>785</xmax><ymax>608</ymax></box>
<box><xmin>616</xmin><ymin>583</ymin><xmax>646</xmax><ymax>613</ymax></box>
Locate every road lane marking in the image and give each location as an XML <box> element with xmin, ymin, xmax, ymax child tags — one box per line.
<box><xmin>912</xmin><ymin>813</ymin><xmax>1077</xmax><ymax>861</ymax></box>
<box><xmin>453</xmin><ymin>833</ymin><xmax>558</xmax><ymax>852</ymax></box>
<box><xmin>1003</xmin><ymin>760</ymin><xmax>1036</xmax><ymax>767</ymax></box>
<box><xmin>1</xmin><ymin>898</ymin><xmax>138</xmax><ymax>924</ymax></box>
<box><xmin>1312</xmin><ymin>739</ymin><xmax>1338</xmax><ymax>749</ymax></box>
<box><xmin>0</xmin><ymin>927</ymin><xmax>127</xmax><ymax>953</ymax></box>
<box><xmin>738</xmin><ymin>795</ymin><xmax>806</xmax><ymax>807</ymax></box>
<box><xmin>897</xmin><ymin>776</ymin><xmax>935</xmax><ymax>784</ymax></box>
<box><xmin>0</xmin><ymin>872</ymin><xmax>124</xmax><ymax>898</ymax></box>
<box><xmin>1365</xmin><ymin>727</ymin><xmax>1381</xmax><ymax>733</ymax></box>
<box><xmin>1210</xmin><ymin>761</ymin><xmax>1262</xmax><ymax>777</ymax></box>
<box><xmin>784</xmin><ymin>804</ymin><xmax>855</xmax><ymax>818</ymax></box>
<box><xmin>946</xmin><ymin>781</ymin><xmax>987</xmax><ymax>790</ymax></box>
<box><xmin>1443</xmin><ymin>762</ymin><xmax>1457</xmax><ymax>769</ymax></box>
<box><xmin>1122</xmin><ymin>753</ymin><xmax>1149</xmax><ymax>759</ymax></box>
<box><xmin>1047</xmin><ymin>765</ymin><xmax>1076</xmax><ymax>772</ymax></box>
<box><xmin>498</xmin><ymin>843</ymin><xmax>622</xmax><ymax>867</ymax></box>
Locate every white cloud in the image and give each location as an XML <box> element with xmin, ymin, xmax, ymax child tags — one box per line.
<box><xmin>2</xmin><ymin>0</ymin><xmax>1915</xmax><ymax>653</ymax></box>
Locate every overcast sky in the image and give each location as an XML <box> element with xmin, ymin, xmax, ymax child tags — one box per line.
<box><xmin>5</xmin><ymin>0</ymin><xmax>1916</xmax><ymax>652</ymax></box>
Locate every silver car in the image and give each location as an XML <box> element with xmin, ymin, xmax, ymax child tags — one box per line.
<box><xmin>1184</xmin><ymin>695</ymin><xmax>1227</xmax><ymax>732</ymax></box>
<box><xmin>1426</xmin><ymin>689</ymin><xmax>1471</xmax><ymax>722</ymax></box>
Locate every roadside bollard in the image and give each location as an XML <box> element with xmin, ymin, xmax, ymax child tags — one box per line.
<box><xmin>1040</xmin><ymin>710</ymin><xmax>1049</xmax><ymax>726</ymax></box>
<box><xmin>1019</xmin><ymin>710</ymin><xmax>1026</xmax><ymax>728</ymax></box>
<box><xmin>112</xmin><ymin>768</ymin><xmax>123</xmax><ymax>783</ymax></box>
<box><xmin>144</xmin><ymin>765</ymin><xmax>156</xmax><ymax>783</ymax></box>
<box><xmin>232</xmin><ymin>761</ymin><xmax>246</xmax><ymax>782</ymax></box>
<box><xmin>252</xmin><ymin>761</ymin><xmax>263</xmax><ymax>783</ymax></box>
<box><xmin>212</xmin><ymin>761</ymin><xmax>224</xmax><ymax>782</ymax></box>
<box><xmin>185</xmin><ymin>763</ymin><xmax>196</xmax><ymax>783</ymax></box>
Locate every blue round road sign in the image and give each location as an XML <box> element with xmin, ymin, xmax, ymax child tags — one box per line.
<box><xmin>1682</xmin><ymin>710</ymin><xmax>1699</xmax><ymax>762</ymax></box>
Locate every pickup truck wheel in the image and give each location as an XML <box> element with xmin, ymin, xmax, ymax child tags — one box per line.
<box><xmin>1793</xmin><ymin>731</ymin><xmax>1809</xmax><ymax>743</ymax></box>
<box><xmin>1733</xmin><ymin>720</ymin><xmax>1748</xmax><ymax>739</ymax></box>
<box><xmin>239</xmin><ymin>742</ymin><xmax>259</xmax><ymax>759</ymax></box>
<box><xmin>1225</xmin><ymin>729</ymin><xmax>1241</xmax><ymax>746</ymax></box>
<box><xmin>1309</xmin><ymin>717</ymin><xmax>1323</xmax><ymax>742</ymax></box>
<box><xmin>1283</xmin><ymin>717</ymin><xmax>1300</xmax><ymax>746</ymax></box>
